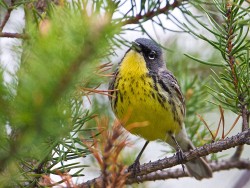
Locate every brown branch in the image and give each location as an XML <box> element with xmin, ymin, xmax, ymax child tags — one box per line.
<box><xmin>231</xmin><ymin>96</ymin><xmax>249</xmax><ymax>160</ymax></box>
<box><xmin>0</xmin><ymin>32</ymin><xmax>28</xmax><ymax>39</ymax></box>
<box><xmin>225</xmin><ymin>1</ymin><xmax>249</xmax><ymax>161</ymax></box>
<box><xmin>120</xmin><ymin>0</ymin><xmax>185</xmax><ymax>26</ymax></box>
<box><xmin>0</xmin><ymin>0</ymin><xmax>15</xmax><ymax>32</ymax></box>
<box><xmin>79</xmin><ymin>128</ymin><xmax>250</xmax><ymax>187</ymax></box>
<box><xmin>0</xmin><ymin>1</ymin><xmax>27</xmax><ymax>40</ymax></box>
<box><xmin>231</xmin><ymin>105</ymin><xmax>250</xmax><ymax>160</ymax></box>
<box><xmin>126</xmin><ymin>159</ymin><xmax>250</xmax><ymax>183</ymax></box>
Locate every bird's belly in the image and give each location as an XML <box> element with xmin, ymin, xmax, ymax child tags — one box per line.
<box><xmin>115</xmin><ymin>77</ymin><xmax>181</xmax><ymax>141</ymax></box>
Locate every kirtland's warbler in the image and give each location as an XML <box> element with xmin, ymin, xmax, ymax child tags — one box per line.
<box><xmin>109</xmin><ymin>38</ymin><xmax>212</xmax><ymax>180</ymax></box>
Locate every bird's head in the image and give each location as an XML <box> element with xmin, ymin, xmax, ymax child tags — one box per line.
<box><xmin>129</xmin><ymin>38</ymin><xmax>164</xmax><ymax>72</ymax></box>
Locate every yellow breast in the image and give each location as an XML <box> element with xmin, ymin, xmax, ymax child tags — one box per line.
<box><xmin>114</xmin><ymin>50</ymin><xmax>181</xmax><ymax>141</ymax></box>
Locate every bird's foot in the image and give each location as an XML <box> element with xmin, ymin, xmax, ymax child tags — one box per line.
<box><xmin>176</xmin><ymin>148</ymin><xmax>185</xmax><ymax>172</ymax></box>
<box><xmin>128</xmin><ymin>159</ymin><xmax>141</xmax><ymax>177</ymax></box>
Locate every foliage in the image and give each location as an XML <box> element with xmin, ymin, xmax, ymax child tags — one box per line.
<box><xmin>1</xmin><ymin>1</ymin><xmax>118</xmax><ymax>186</ymax></box>
<box><xmin>0</xmin><ymin>0</ymin><xmax>249</xmax><ymax>187</ymax></box>
<box><xmin>187</xmin><ymin>0</ymin><xmax>250</xmax><ymax>116</ymax></box>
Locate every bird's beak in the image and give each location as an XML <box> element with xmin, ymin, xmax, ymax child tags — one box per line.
<box><xmin>131</xmin><ymin>41</ymin><xmax>142</xmax><ymax>52</ymax></box>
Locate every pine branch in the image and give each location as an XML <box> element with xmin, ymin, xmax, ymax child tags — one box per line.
<box><xmin>126</xmin><ymin>159</ymin><xmax>250</xmax><ymax>183</ymax></box>
<box><xmin>224</xmin><ymin>0</ymin><xmax>250</xmax><ymax>158</ymax></box>
<box><xmin>80</xmin><ymin>128</ymin><xmax>250</xmax><ymax>187</ymax></box>
<box><xmin>0</xmin><ymin>0</ymin><xmax>185</xmax><ymax>40</ymax></box>
<box><xmin>0</xmin><ymin>0</ymin><xmax>15</xmax><ymax>32</ymax></box>
<box><xmin>0</xmin><ymin>0</ymin><xmax>26</xmax><ymax>39</ymax></box>
<box><xmin>0</xmin><ymin>32</ymin><xmax>28</xmax><ymax>38</ymax></box>
<box><xmin>120</xmin><ymin>0</ymin><xmax>186</xmax><ymax>26</ymax></box>
<box><xmin>225</xmin><ymin>1</ymin><xmax>238</xmax><ymax>90</ymax></box>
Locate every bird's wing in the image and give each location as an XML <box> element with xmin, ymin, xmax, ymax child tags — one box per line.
<box><xmin>159</xmin><ymin>69</ymin><xmax>186</xmax><ymax>116</ymax></box>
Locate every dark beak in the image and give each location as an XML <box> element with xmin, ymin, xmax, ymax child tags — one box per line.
<box><xmin>131</xmin><ymin>41</ymin><xmax>142</xmax><ymax>52</ymax></box>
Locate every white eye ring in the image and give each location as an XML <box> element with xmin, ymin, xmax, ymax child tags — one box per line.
<box><xmin>148</xmin><ymin>51</ymin><xmax>156</xmax><ymax>60</ymax></box>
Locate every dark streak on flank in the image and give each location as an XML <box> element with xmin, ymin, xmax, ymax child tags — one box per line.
<box><xmin>131</xmin><ymin>87</ymin><xmax>134</xmax><ymax>94</ymax></box>
<box><xmin>170</xmin><ymin>102</ymin><xmax>177</xmax><ymax>121</ymax></box>
<box><xmin>158</xmin><ymin>79</ymin><xmax>172</xmax><ymax>96</ymax></box>
<box><xmin>128</xmin><ymin>98</ymin><xmax>131</xmax><ymax>104</ymax></box>
<box><xmin>168</xmin><ymin>98</ymin><xmax>173</xmax><ymax>106</ymax></box>
<box><xmin>151</xmin><ymin>91</ymin><xmax>156</xmax><ymax>99</ymax></box>
<box><xmin>157</xmin><ymin>95</ymin><xmax>167</xmax><ymax>110</ymax></box>
<box><xmin>176</xmin><ymin>117</ymin><xmax>181</xmax><ymax>126</ymax></box>
<box><xmin>121</xmin><ymin>83</ymin><xmax>125</xmax><ymax>90</ymax></box>
<box><xmin>157</xmin><ymin>95</ymin><xmax>162</xmax><ymax>107</ymax></box>
<box><xmin>158</xmin><ymin>92</ymin><xmax>166</xmax><ymax>102</ymax></box>
<box><xmin>140</xmin><ymin>75</ymin><xmax>146</xmax><ymax>85</ymax></box>
<box><xmin>119</xmin><ymin>93</ymin><xmax>123</xmax><ymax>103</ymax></box>
<box><xmin>151</xmin><ymin>75</ymin><xmax>159</xmax><ymax>92</ymax></box>
<box><xmin>148</xmin><ymin>81</ymin><xmax>153</xmax><ymax>88</ymax></box>
<box><xmin>136</xmin><ymin>81</ymin><xmax>139</xmax><ymax>87</ymax></box>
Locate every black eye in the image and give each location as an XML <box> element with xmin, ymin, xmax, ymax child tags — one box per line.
<box><xmin>148</xmin><ymin>51</ymin><xmax>156</xmax><ymax>60</ymax></box>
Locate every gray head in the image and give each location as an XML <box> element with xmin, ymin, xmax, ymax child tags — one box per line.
<box><xmin>131</xmin><ymin>38</ymin><xmax>164</xmax><ymax>72</ymax></box>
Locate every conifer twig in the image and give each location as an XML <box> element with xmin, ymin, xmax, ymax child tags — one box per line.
<box><xmin>120</xmin><ymin>0</ymin><xmax>186</xmax><ymax>26</ymax></box>
<box><xmin>81</xmin><ymin>118</ymin><xmax>129</xmax><ymax>188</ymax></box>
<box><xmin>0</xmin><ymin>32</ymin><xmax>28</xmax><ymax>39</ymax></box>
<box><xmin>225</xmin><ymin>1</ymin><xmax>238</xmax><ymax>90</ymax></box>
<box><xmin>125</xmin><ymin>159</ymin><xmax>250</xmax><ymax>183</ymax></box>
<box><xmin>0</xmin><ymin>0</ymin><xmax>15</xmax><ymax>32</ymax></box>
<box><xmin>80</xmin><ymin>128</ymin><xmax>250</xmax><ymax>187</ymax></box>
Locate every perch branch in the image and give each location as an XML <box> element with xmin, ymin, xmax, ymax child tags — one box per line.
<box><xmin>0</xmin><ymin>32</ymin><xmax>28</xmax><ymax>39</ymax></box>
<box><xmin>126</xmin><ymin>159</ymin><xmax>250</xmax><ymax>183</ymax></box>
<box><xmin>80</xmin><ymin>128</ymin><xmax>250</xmax><ymax>187</ymax></box>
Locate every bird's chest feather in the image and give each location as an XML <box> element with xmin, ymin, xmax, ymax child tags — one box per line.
<box><xmin>114</xmin><ymin>49</ymin><xmax>156</xmax><ymax>117</ymax></box>
<box><xmin>115</xmin><ymin>73</ymin><xmax>180</xmax><ymax>140</ymax></box>
<box><xmin>113</xmin><ymin>50</ymin><xmax>181</xmax><ymax>140</ymax></box>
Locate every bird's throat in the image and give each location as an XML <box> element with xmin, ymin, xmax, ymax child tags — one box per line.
<box><xmin>119</xmin><ymin>50</ymin><xmax>148</xmax><ymax>77</ymax></box>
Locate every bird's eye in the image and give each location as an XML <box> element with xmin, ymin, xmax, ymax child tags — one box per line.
<box><xmin>148</xmin><ymin>51</ymin><xmax>156</xmax><ymax>60</ymax></box>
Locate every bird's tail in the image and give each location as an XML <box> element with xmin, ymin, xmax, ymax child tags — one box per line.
<box><xmin>185</xmin><ymin>155</ymin><xmax>212</xmax><ymax>180</ymax></box>
<box><xmin>170</xmin><ymin>127</ymin><xmax>213</xmax><ymax>180</ymax></box>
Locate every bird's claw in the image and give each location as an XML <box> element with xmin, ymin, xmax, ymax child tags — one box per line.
<box><xmin>128</xmin><ymin>160</ymin><xmax>141</xmax><ymax>177</ymax></box>
<box><xmin>176</xmin><ymin>148</ymin><xmax>185</xmax><ymax>172</ymax></box>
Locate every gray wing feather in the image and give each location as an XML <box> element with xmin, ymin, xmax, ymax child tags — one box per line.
<box><xmin>160</xmin><ymin>69</ymin><xmax>186</xmax><ymax>116</ymax></box>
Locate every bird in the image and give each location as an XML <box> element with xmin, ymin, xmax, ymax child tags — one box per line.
<box><xmin>108</xmin><ymin>38</ymin><xmax>212</xmax><ymax>180</ymax></box>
